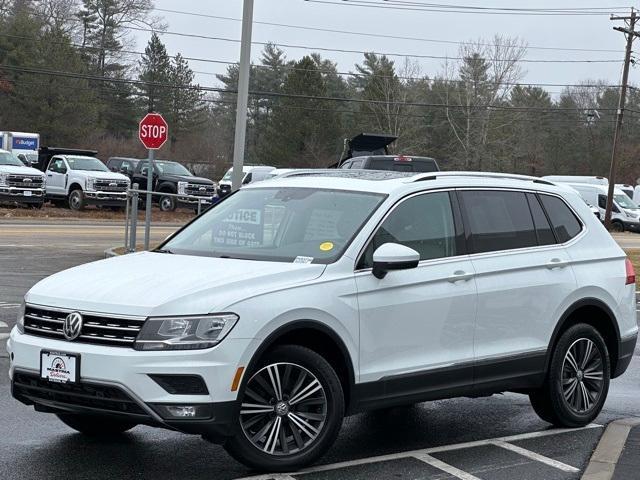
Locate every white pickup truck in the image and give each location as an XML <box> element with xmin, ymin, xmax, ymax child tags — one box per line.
<box><xmin>0</xmin><ymin>149</ymin><xmax>46</xmax><ymax>208</ymax></box>
<box><xmin>45</xmin><ymin>154</ymin><xmax>130</xmax><ymax>210</ymax></box>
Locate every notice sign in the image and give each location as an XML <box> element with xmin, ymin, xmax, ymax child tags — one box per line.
<box><xmin>213</xmin><ymin>209</ymin><xmax>263</xmax><ymax>247</ymax></box>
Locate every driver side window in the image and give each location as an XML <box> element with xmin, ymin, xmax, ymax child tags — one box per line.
<box><xmin>48</xmin><ymin>158</ymin><xmax>66</xmax><ymax>174</ymax></box>
<box><xmin>359</xmin><ymin>192</ymin><xmax>458</xmax><ymax>269</ymax></box>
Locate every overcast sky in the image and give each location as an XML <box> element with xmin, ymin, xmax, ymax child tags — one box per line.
<box><xmin>138</xmin><ymin>0</ymin><xmax>635</xmax><ymax>94</ymax></box>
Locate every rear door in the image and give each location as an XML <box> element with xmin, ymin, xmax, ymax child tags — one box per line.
<box><xmin>457</xmin><ymin>189</ymin><xmax>577</xmax><ymax>392</ymax></box>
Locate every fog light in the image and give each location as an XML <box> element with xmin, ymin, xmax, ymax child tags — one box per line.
<box><xmin>167</xmin><ymin>406</ymin><xmax>196</xmax><ymax>417</ymax></box>
<box><xmin>151</xmin><ymin>403</ymin><xmax>213</xmax><ymax>420</ymax></box>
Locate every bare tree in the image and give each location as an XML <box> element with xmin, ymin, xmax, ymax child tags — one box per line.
<box><xmin>440</xmin><ymin>35</ymin><xmax>527</xmax><ymax>170</ymax></box>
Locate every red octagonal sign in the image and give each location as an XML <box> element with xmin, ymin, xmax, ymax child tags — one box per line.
<box><xmin>139</xmin><ymin>113</ymin><xmax>168</xmax><ymax>150</ymax></box>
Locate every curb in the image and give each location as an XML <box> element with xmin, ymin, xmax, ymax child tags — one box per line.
<box><xmin>582</xmin><ymin>417</ymin><xmax>640</xmax><ymax>480</ymax></box>
<box><xmin>104</xmin><ymin>247</ymin><xmax>122</xmax><ymax>258</ymax></box>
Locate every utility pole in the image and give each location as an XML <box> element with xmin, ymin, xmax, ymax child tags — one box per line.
<box><xmin>606</xmin><ymin>9</ymin><xmax>639</xmax><ymax>228</ymax></box>
<box><xmin>231</xmin><ymin>0</ymin><xmax>254</xmax><ymax>192</ymax></box>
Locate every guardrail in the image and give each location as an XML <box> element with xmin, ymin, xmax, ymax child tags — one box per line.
<box><xmin>123</xmin><ymin>185</ymin><xmax>213</xmax><ymax>253</ymax></box>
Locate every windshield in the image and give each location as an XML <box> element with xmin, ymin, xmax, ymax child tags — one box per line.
<box><xmin>615</xmin><ymin>193</ymin><xmax>638</xmax><ymax>210</ymax></box>
<box><xmin>0</xmin><ymin>152</ymin><xmax>26</xmax><ymax>166</ymax></box>
<box><xmin>141</xmin><ymin>161</ymin><xmax>191</xmax><ymax>176</ymax></box>
<box><xmin>162</xmin><ymin>187</ymin><xmax>385</xmax><ymax>263</ymax></box>
<box><xmin>67</xmin><ymin>156</ymin><xmax>108</xmax><ymax>172</ymax></box>
<box><xmin>222</xmin><ymin>168</ymin><xmax>245</xmax><ymax>182</ymax></box>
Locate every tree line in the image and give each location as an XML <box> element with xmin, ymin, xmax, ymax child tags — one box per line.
<box><xmin>1</xmin><ymin>0</ymin><xmax>640</xmax><ymax>183</ymax></box>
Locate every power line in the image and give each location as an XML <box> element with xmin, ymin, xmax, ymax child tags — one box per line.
<box><xmin>153</xmin><ymin>6</ymin><xmax>622</xmax><ymax>53</ymax></box>
<box><xmin>306</xmin><ymin>0</ymin><xmax>632</xmax><ymax>16</ymax></box>
<box><xmin>0</xmin><ymin>63</ymin><xmax>632</xmax><ymax>114</ymax></box>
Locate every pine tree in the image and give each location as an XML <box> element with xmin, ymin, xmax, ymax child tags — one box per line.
<box><xmin>138</xmin><ymin>32</ymin><xmax>171</xmax><ymax>114</ymax></box>
<box><xmin>167</xmin><ymin>53</ymin><xmax>205</xmax><ymax>149</ymax></box>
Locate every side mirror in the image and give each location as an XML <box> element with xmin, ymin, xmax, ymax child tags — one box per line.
<box><xmin>372</xmin><ymin>243</ymin><xmax>420</xmax><ymax>279</ymax></box>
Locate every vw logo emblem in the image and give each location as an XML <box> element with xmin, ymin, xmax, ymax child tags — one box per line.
<box><xmin>63</xmin><ymin>312</ymin><xmax>83</xmax><ymax>341</ymax></box>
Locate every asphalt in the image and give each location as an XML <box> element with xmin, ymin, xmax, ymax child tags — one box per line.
<box><xmin>0</xmin><ymin>221</ymin><xmax>639</xmax><ymax>480</ymax></box>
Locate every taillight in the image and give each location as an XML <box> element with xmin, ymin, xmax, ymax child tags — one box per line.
<box><xmin>625</xmin><ymin>258</ymin><xmax>635</xmax><ymax>285</ymax></box>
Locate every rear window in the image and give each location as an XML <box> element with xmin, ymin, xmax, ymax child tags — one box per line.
<box><xmin>460</xmin><ymin>190</ymin><xmax>537</xmax><ymax>253</ymax></box>
<box><xmin>527</xmin><ymin>194</ymin><xmax>556</xmax><ymax>246</ymax></box>
<box><xmin>368</xmin><ymin>157</ymin><xmax>439</xmax><ymax>173</ymax></box>
<box><xmin>539</xmin><ymin>194</ymin><xmax>582</xmax><ymax>243</ymax></box>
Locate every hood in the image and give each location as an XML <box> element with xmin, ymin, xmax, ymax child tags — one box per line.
<box><xmin>0</xmin><ymin>165</ymin><xmax>45</xmax><ymax>176</ymax></box>
<box><xmin>161</xmin><ymin>174</ymin><xmax>214</xmax><ymax>185</ymax></box>
<box><xmin>87</xmin><ymin>171</ymin><xmax>129</xmax><ymax>182</ymax></box>
<box><xmin>26</xmin><ymin>252</ymin><xmax>325</xmax><ymax>317</ymax></box>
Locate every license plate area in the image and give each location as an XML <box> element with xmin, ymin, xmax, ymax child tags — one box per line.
<box><xmin>40</xmin><ymin>351</ymin><xmax>80</xmax><ymax>384</ymax></box>
<box><xmin>23</xmin><ymin>190</ymin><xmax>32</xmax><ymax>196</ymax></box>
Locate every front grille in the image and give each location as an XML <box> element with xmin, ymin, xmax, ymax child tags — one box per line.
<box><xmin>24</xmin><ymin>305</ymin><xmax>145</xmax><ymax>348</ymax></box>
<box><xmin>13</xmin><ymin>372</ymin><xmax>148</xmax><ymax>417</ymax></box>
<box><xmin>8</xmin><ymin>175</ymin><xmax>44</xmax><ymax>188</ymax></box>
<box><xmin>185</xmin><ymin>183</ymin><xmax>216</xmax><ymax>197</ymax></box>
<box><xmin>94</xmin><ymin>179</ymin><xmax>128</xmax><ymax>192</ymax></box>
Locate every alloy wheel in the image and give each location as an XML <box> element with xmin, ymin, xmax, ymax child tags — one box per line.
<box><xmin>561</xmin><ymin>338</ymin><xmax>604</xmax><ymax>413</ymax></box>
<box><xmin>239</xmin><ymin>362</ymin><xmax>328</xmax><ymax>456</ymax></box>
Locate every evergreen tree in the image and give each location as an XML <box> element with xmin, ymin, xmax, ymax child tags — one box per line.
<box><xmin>138</xmin><ymin>32</ymin><xmax>171</xmax><ymax>114</ymax></box>
<box><xmin>167</xmin><ymin>53</ymin><xmax>205</xmax><ymax>150</ymax></box>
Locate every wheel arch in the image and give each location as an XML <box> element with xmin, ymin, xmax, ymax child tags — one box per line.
<box><xmin>157</xmin><ymin>182</ymin><xmax>176</xmax><ymax>193</ymax></box>
<box><xmin>243</xmin><ymin>320</ymin><xmax>356</xmax><ymax>413</ymax></box>
<box><xmin>546</xmin><ymin>298</ymin><xmax>621</xmax><ymax>376</ymax></box>
<box><xmin>67</xmin><ymin>182</ymin><xmax>83</xmax><ymax>193</ymax></box>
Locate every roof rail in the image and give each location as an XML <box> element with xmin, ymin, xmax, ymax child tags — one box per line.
<box><xmin>411</xmin><ymin>171</ymin><xmax>556</xmax><ymax>186</ymax></box>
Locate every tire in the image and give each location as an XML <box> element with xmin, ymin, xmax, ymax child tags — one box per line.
<box><xmin>31</xmin><ymin>202</ymin><xmax>44</xmax><ymax>210</ymax></box>
<box><xmin>68</xmin><ymin>189</ymin><xmax>85</xmax><ymax>211</ymax></box>
<box><xmin>529</xmin><ymin>323</ymin><xmax>610</xmax><ymax>427</ymax></box>
<box><xmin>159</xmin><ymin>194</ymin><xmax>176</xmax><ymax>212</ymax></box>
<box><xmin>612</xmin><ymin>221</ymin><xmax>625</xmax><ymax>233</ymax></box>
<box><xmin>56</xmin><ymin>413</ymin><xmax>137</xmax><ymax>436</ymax></box>
<box><xmin>224</xmin><ymin>345</ymin><xmax>345</xmax><ymax>472</ymax></box>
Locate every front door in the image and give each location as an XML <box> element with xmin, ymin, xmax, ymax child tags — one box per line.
<box><xmin>355</xmin><ymin>191</ymin><xmax>477</xmax><ymax>408</ymax></box>
<box><xmin>46</xmin><ymin>157</ymin><xmax>67</xmax><ymax>196</ymax></box>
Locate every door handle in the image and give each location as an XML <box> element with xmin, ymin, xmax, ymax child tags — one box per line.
<box><xmin>447</xmin><ymin>270</ymin><xmax>474</xmax><ymax>283</ymax></box>
<box><xmin>546</xmin><ymin>258</ymin><xmax>568</xmax><ymax>269</ymax></box>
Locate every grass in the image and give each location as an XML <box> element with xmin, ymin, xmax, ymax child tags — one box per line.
<box><xmin>0</xmin><ymin>205</ymin><xmax>194</xmax><ymax>223</ymax></box>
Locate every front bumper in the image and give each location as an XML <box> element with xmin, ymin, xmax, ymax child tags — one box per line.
<box><xmin>7</xmin><ymin>328</ymin><xmax>251</xmax><ymax>441</ymax></box>
<box><xmin>84</xmin><ymin>191</ymin><xmax>127</xmax><ymax>206</ymax></box>
<box><xmin>0</xmin><ymin>188</ymin><xmax>45</xmax><ymax>204</ymax></box>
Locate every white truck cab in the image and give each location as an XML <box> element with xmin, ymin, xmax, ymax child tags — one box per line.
<box><xmin>0</xmin><ymin>149</ymin><xmax>46</xmax><ymax>207</ymax></box>
<box><xmin>45</xmin><ymin>155</ymin><xmax>130</xmax><ymax>210</ymax></box>
<box><xmin>217</xmin><ymin>165</ymin><xmax>275</xmax><ymax>197</ymax></box>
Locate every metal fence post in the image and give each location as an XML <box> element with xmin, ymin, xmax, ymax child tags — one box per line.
<box><xmin>197</xmin><ymin>200</ymin><xmax>202</xmax><ymax>216</ymax></box>
<box><xmin>124</xmin><ymin>191</ymin><xmax>130</xmax><ymax>252</ymax></box>
<box><xmin>129</xmin><ymin>184</ymin><xmax>139</xmax><ymax>252</ymax></box>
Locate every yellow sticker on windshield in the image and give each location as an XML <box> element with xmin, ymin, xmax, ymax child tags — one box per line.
<box><xmin>320</xmin><ymin>242</ymin><xmax>334</xmax><ymax>252</ymax></box>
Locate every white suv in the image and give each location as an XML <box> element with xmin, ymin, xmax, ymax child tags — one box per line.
<box><xmin>8</xmin><ymin>171</ymin><xmax>638</xmax><ymax>471</ymax></box>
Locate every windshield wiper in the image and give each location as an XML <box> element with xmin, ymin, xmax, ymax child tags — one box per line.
<box><xmin>154</xmin><ymin>248</ymin><xmax>174</xmax><ymax>254</ymax></box>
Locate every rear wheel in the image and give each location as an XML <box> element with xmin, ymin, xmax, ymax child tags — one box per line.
<box><xmin>224</xmin><ymin>345</ymin><xmax>344</xmax><ymax>472</ymax></box>
<box><xmin>68</xmin><ymin>189</ymin><xmax>85</xmax><ymax>211</ymax></box>
<box><xmin>57</xmin><ymin>413</ymin><xmax>137</xmax><ymax>435</ymax></box>
<box><xmin>529</xmin><ymin>324</ymin><xmax>609</xmax><ymax>427</ymax></box>
<box><xmin>159</xmin><ymin>194</ymin><xmax>176</xmax><ymax>212</ymax></box>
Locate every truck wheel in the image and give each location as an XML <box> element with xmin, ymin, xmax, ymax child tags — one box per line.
<box><xmin>57</xmin><ymin>413</ymin><xmax>137</xmax><ymax>436</ymax></box>
<box><xmin>159</xmin><ymin>195</ymin><xmax>176</xmax><ymax>212</ymax></box>
<box><xmin>31</xmin><ymin>202</ymin><xmax>44</xmax><ymax>210</ymax></box>
<box><xmin>68</xmin><ymin>189</ymin><xmax>85</xmax><ymax>211</ymax></box>
<box><xmin>611</xmin><ymin>221</ymin><xmax>625</xmax><ymax>233</ymax></box>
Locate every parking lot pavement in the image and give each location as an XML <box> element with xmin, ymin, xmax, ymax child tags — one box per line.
<box><xmin>0</xmin><ymin>221</ymin><xmax>639</xmax><ymax>480</ymax></box>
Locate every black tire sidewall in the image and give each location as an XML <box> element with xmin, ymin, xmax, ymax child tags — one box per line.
<box><xmin>548</xmin><ymin>324</ymin><xmax>610</xmax><ymax>427</ymax></box>
<box><xmin>159</xmin><ymin>195</ymin><xmax>175</xmax><ymax>212</ymax></box>
<box><xmin>224</xmin><ymin>345</ymin><xmax>345</xmax><ymax>472</ymax></box>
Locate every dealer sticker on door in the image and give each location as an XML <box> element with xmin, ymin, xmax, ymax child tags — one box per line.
<box><xmin>40</xmin><ymin>351</ymin><xmax>79</xmax><ymax>383</ymax></box>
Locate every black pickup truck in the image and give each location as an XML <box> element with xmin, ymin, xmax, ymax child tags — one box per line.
<box><xmin>106</xmin><ymin>157</ymin><xmax>217</xmax><ymax>211</ymax></box>
<box><xmin>331</xmin><ymin>133</ymin><xmax>440</xmax><ymax>173</ymax></box>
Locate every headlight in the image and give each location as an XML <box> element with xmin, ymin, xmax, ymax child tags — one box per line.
<box><xmin>16</xmin><ymin>299</ymin><xmax>25</xmax><ymax>333</ymax></box>
<box><xmin>86</xmin><ymin>177</ymin><xmax>96</xmax><ymax>191</ymax></box>
<box><xmin>0</xmin><ymin>173</ymin><xmax>7</xmax><ymax>186</ymax></box>
<box><xmin>177</xmin><ymin>181</ymin><xmax>188</xmax><ymax>195</ymax></box>
<box><xmin>134</xmin><ymin>313</ymin><xmax>238</xmax><ymax>351</ymax></box>
<box><xmin>41</xmin><ymin>175</ymin><xmax>46</xmax><ymax>188</ymax></box>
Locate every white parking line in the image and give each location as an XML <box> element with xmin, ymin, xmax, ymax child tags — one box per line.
<box><xmin>414</xmin><ymin>453</ymin><xmax>481</xmax><ymax>480</ymax></box>
<box><xmin>233</xmin><ymin>424</ymin><xmax>601</xmax><ymax>480</ymax></box>
<box><xmin>491</xmin><ymin>440</ymin><xmax>579</xmax><ymax>472</ymax></box>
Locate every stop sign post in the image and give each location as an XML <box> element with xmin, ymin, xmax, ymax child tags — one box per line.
<box><xmin>138</xmin><ymin>113</ymin><xmax>168</xmax><ymax>250</ymax></box>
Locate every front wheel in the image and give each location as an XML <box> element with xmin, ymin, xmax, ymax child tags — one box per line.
<box><xmin>611</xmin><ymin>221</ymin><xmax>625</xmax><ymax>233</ymax></box>
<box><xmin>224</xmin><ymin>345</ymin><xmax>345</xmax><ymax>472</ymax></box>
<box><xmin>68</xmin><ymin>189</ymin><xmax>85</xmax><ymax>211</ymax></box>
<box><xmin>529</xmin><ymin>324</ymin><xmax>610</xmax><ymax>427</ymax></box>
<box><xmin>57</xmin><ymin>413</ymin><xmax>137</xmax><ymax>435</ymax></box>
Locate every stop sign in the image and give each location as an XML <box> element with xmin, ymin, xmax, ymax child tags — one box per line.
<box><xmin>139</xmin><ymin>113</ymin><xmax>168</xmax><ymax>150</ymax></box>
